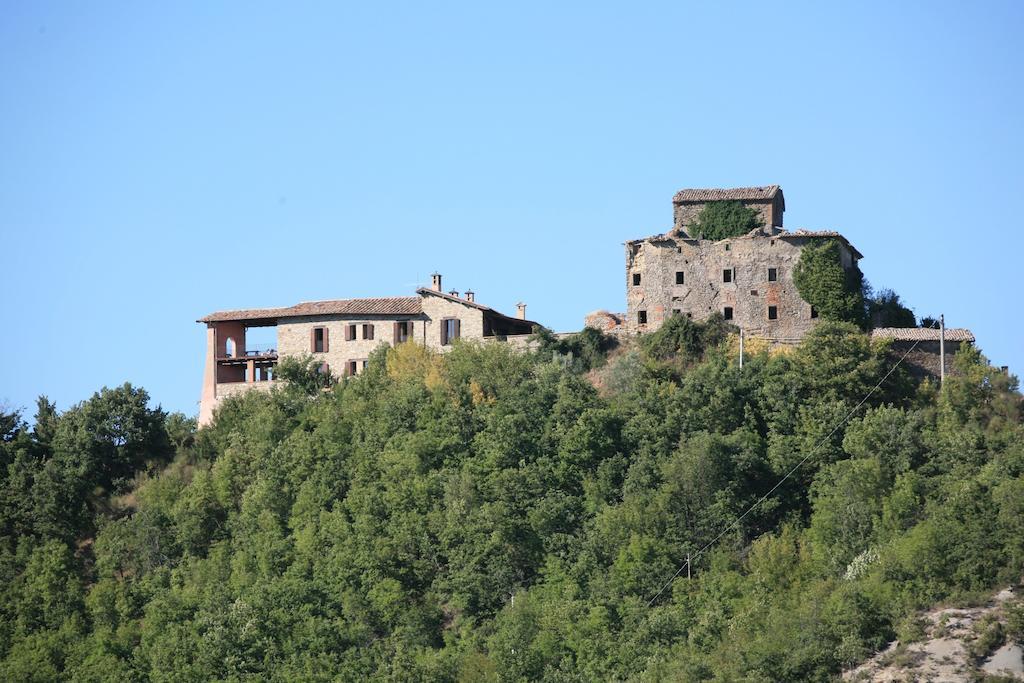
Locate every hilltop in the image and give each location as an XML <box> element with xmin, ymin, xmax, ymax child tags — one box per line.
<box><xmin>0</xmin><ymin>318</ymin><xmax>1021</xmax><ymax>681</ymax></box>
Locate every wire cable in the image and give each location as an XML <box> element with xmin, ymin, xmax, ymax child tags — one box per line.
<box><xmin>645</xmin><ymin>327</ymin><xmax>933</xmax><ymax>608</ymax></box>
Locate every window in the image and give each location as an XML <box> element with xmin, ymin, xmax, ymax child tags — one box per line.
<box><xmin>632</xmin><ymin>272</ymin><xmax>641</xmax><ymax>286</ymax></box>
<box><xmin>750</xmin><ymin>289</ymin><xmax>758</xmax><ymax>296</ymax></box>
<box><xmin>362</xmin><ymin>323</ymin><xmax>374</xmax><ymax>340</ymax></box>
<box><xmin>362</xmin><ymin>360</ymin><xmax>369</xmax><ymax>370</ymax></box>
<box><xmin>686</xmin><ymin>312</ymin><xmax>693</xmax><ymax>319</ymax></box>
<box><xmin>723</xmin><ymin>307</ymin><xmax>733</xmax><ymax>320</ymax></box>
<box><xmin>638</xmin><ymin>310</ymin><xmax>647</xmax><ymax>325</ymax></box>
<box><xmin>346</xmin><ymin>360</ymin><xmax>358</xmax><ymax>376</ymax></box>
<box><xmin>345</xmin><ymin>324</ymin><xmax>356</xmax><ymax>341</ymax></box>
<box><xmin>810</xmin><ymin>306</ymin><xmax>819</xmax><ymax>319</ymax></box>
<box><xmin>675</xmin><ymin>271</ymin><xmax>685</xmax><ymax>285</ymax></box>
<box><xmin>311</xmin><ymin>327</ymin><xmax>328</xmax><ymax>353</ymax></box>
<box><xmin>394</xmin><ymin>320</ymin><xmax>412</xmax><ymax>343</ymax></box>
<box><xmin>768</xmin><ymin>267</ymin><xmax>778</xmax><ymax>282</ymax></box>
<box><xmin>725</xmin><ymin>243</ymin><xmax>731</xmax><ymax>251</ymax></box>
<box><xmin>768</xmin><ymin>306</ymin><xmax>778</xmax><ymax>320</ymax></box>
<box><xmin>723</xmin><ymin>269</ymin><xmax>733</xmax><ymax>283</ymax></box>
<box><xmin>441</xmin><ymin>318</ymin><xmax>460</xmax><ymax>345</ymax></box>
<box><xmin>225</xmin><ymin>337</ymin><xmax>236</xmax><ymax>358</ymax></box>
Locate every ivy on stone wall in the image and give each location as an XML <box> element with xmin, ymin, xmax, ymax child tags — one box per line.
<box><xmin>792</xmin><ymin>238</ymin><xmax>868</xmax><ymax>328</ymax></box>
<box><xmin>688</xmin><ymin>200</ymin><xmax>764</xmax><ymax>240</ymax></box>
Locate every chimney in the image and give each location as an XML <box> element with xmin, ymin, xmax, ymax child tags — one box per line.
<box><xmin>431</xmin><ymin>272</ymin><xmax>442</xmax><ymax>292</ymax></box>
<box><xmin>449</xmin><ymin>289</ymin><xmax>459</xmax><ymax>298</ymax></box>
<box><xmin>465</xmin><ymin>289</ymin><xmax>475</xmax><ymax>303</ymax></box>
<box><xmin>516</xmin><ymin>302</ymin><xmax>526</xmax><ymax>320</ymax></box>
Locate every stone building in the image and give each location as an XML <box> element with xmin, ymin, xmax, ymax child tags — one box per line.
<box><xmin>590</xmin><ymin>185</ymin><xmax>863</xmax><ymax>340</ymax></box>
<box><xmin>197</xmin><ymin>274</ymin><xmax>534</xmax><ymax>425</ymax></box>
<box><xmin>870</xmin><ymin>327</ymin><xmax>976</xmax><ymax>381</ymax></box>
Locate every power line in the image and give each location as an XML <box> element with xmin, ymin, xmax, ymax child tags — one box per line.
<box><xmin>645</xmin><ymin>325</ymin><xmax>935</xmax><ymax>608</ymax></box>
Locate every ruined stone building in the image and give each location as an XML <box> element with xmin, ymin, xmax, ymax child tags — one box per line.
<box><xmin>587</xmin><ymin>185</ymin><xmax>863</xmax><ymax>340</ymax></box>
<box><xmin>870</xmin><ymin>327</ymin><xmax>976</xmax><ymax>380</ymax></box>
<box><xmin>197</xmin><ymin>274</ymin><xmax>534</xmax><ymax>425</ymax></box>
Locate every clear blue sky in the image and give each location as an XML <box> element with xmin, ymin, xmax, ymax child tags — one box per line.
<box><xmin>2</xmin><ymin>1</ymin><xmax>1022</xmax><ymax>418</ymax></box>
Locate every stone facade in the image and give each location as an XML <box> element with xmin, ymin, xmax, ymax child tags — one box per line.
<box><xmin>197</xmin><ymin>275</ymin><xmax>534</xmax><ymax>425</ymax></box>
<box><xmin>625</xmin><ymin>226</ymin><xmax>860</xmax><ymax>339</ymax></box>
<box><xmin>618</xmin><ymin>186</ymin><xmax>862</xmax><ymax>341</ymax></box>
<box><xmin>672</xmin><ymin>185</ymin><xmax>785</xmax><ymax>231</ymax></box>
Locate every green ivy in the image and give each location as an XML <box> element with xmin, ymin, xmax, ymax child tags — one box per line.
<box><xmin>687</xmin><ymin>200</ymin><xmax>764</xmax><ymax>240</ymax></box>
<box><xmin>792</xmin><ymin>238</ymin><xmax>868</xmax><ymax>328</ymax></box>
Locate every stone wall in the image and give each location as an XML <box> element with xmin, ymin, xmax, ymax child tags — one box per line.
<box><xmin>217</xmin><ymin>380</ymin><xmax>276</xmax><ymax>399</ymax></box>
<box><xmin>420</xmin><ymin>294</ymin><xmax>485</xmax><ymax>350</ymax></box>
<box><xmin>673</xmin><ymin>196</ymin><xmax>783</xmax><ymax>231</ymax></box>
<box><xmin>889</xmin><ymin>340</ymin><xmax>965</xmax><ymax>381</ymax></box>
<box><xmin>625</xmin><ymin>232</ymin><xmax>856</xmax><ymax>340</ymax></box>
<box><xmin>277</xmin><ymin>314</ymin><xmax>422</xmax><ymax>377</ymax></box>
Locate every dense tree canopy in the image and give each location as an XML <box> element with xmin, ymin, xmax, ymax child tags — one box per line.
<box><xmin>0</xmin><ymin>325</ymin><xmax>1021</xmax><ymax>681</ymax></box>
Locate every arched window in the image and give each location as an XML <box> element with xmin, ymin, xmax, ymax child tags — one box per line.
<box><xmin>225</xmin><ymin>337</ymin><xmax>236</xmax><ymax>358</ymax></box>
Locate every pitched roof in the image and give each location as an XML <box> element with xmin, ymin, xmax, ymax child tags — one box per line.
<box><xmin>871</xmin><ymin>327</ymin><xmax>975</xmax><ymax>343</ymax></box>
<box><xmin>416</xmin><ymin>288</ymin><xmax>539</xmax><ymax>327</ymax></box>
<box><xmin>673</xmin><ymin>185</ymin><xmax>781</xmax><ymax>203</ymax></box>
<box><xmin>198</xmin><ymin>297</ymin><xmax>422</xmax><ymax>323</ymax></box>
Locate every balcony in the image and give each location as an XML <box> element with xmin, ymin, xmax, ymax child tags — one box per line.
<box><xmin>217</xmin><ymin>348</ymin><xmax>278</xmax><ymax>363</ymax></box>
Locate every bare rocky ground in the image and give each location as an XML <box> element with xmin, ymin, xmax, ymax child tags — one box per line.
<box><xmin>844</xmin><ymin>586</ymin><xmax>1024</xmax><ymax>682</ymax></box>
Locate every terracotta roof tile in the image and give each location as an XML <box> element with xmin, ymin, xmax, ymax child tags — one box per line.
<box><xmin>871</xmin><ymin>327</ymin><xmax>975</xmax><ymax>342</ymax></box>
<box><xmin>198</xmin><ymin>297</ymin><xmax>422</xmax><ymax>323</ymax></box>
<box><xmin>673</xmin><ymin>185</ymin><xmax>781</xmax><ymax>203</ymax></box>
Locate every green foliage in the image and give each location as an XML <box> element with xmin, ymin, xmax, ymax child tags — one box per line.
<box><xmin>533</xmin><ymin>325</ymin><xmax>617</xmax><ymax>371</ymax></box>
<box><xmin>793</xmin><ymin>238</ymin><xmax>868</xmax><ymax>328</ymax></box>
<box><xmin>687</xmin><ymin>200</ymin><xmax>764</xmax><ymax>240</ymax></box>
<box><xmin>274</xmin><ymin>353</ymin><xmax>339</xmax><ymax>395</ymax></box>
<box><xmin>0</xmin><ymin>328</ymin><xmax>1021</xmax><ymax>680</ymax></box>
<box><xmin>868</xmin><ymin>288</ymin><xmax>917</xmax><ymax>328</ymax></box>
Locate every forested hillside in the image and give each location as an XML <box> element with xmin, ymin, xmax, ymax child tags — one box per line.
<box><xmin>1</xmin><ymin>319</ymin><xmax>1021</xmax><ymax>681</ymax></box>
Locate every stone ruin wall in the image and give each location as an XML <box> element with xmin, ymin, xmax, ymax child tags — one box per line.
<box><xmin>625</xmin><ymin>233</ymin><xmax>823</xmax><ymax>340</ymax></box>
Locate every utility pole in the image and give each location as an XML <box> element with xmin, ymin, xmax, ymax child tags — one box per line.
<box><xmin>686</xmin><ymin>552</ymin><xmax>691</xmax><ymax>580</ymax></box>
<box><xmin>739</xmin><ymin>329</ymin><xmax>744</xmax><ymax>369</ymax></box>
<box><xmin>939</xmin><ymin>314</ymin><xmax>946</xmax><ymax>387</ymax></box>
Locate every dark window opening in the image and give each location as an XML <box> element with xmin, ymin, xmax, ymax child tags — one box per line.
<box><xmin>362</xmin><ymin>323</ymin><xmax>374</xmax><ymax>340</ymax></box>
<box><xmin>632</xmin><ymin>272</ymin><xmax>641</xmax><ymax>286</ymax></box>
<box><xmin>723</xmin><ymin>269</ymin><xmax>732</xmax><ymax>283</ymax></box>
<box><xmin>686</xmin><ymin>312</ymin><xmax>693</xmax><ymax>319</ymax></box>
<box><xmin>768</xmin><ymin>267</ymin><xmax>778</xmax><ymax>282</ymax></box>
<box><xmin>750</xmin><ymin>289</ymin><xmax>758</xmax><ymax>296</ymax></box>
<box><xmin>312</xmin><ymin>327</ymin><xmax>326</xmax><ymax>353</ymax></box>
<box><xmin>345</xmin><ymin>324</ymin><xmax>357</xmax><ymax>341</ymax></box>
<box><xmin>725</xmin><ymin>243</ymin><xmax>731</xmax><ymax>251</ymax></box>
<box><xmin>810</xmin><ymin>306</ymin><xmax>819</xmax><ymax>319</ymax></box>
<box><xmin>675</xmin><ymin>271</ymin><xmax>685</xmax><ymax>285</ymax></box>
<box><xmin>638</xmin><ymin>310</ymin><xmax>647</xmax><ymax>325</ymax></box>
<box><xmin>768</xmin><ymin>306</ymin><xmax>778</xmax><ymax>320</ymax></box>
<box><xmin>394</xmin><ymin>321</ymin><xmax>412</xmax><ymax>343</ymax></box>
<box><xmin>723</xmin><ymin>307</ymin><xmax>733</xmax><ymax>320</ymax></box>
<box><xmin>346</xmin><ymin>360</ymin><xmax>358</xmax><ymax>376</ymax></box>
<box><xmin>441</xmin><ymin>318</ymin><xmax>461</xmax><ymax>345</ymax></box>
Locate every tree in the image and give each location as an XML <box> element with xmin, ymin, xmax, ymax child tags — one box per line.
<box><xmin>792</xmin><ymin>239</ymin><xmax>868</xmax><ymax>328</ymax></box>
<box><xmin>687</xmin><ymin>201</ymin><xmax>764</xmax><ymax>240</ymax></box>
<box><xmin>274</xmin><ymin>354</ymin><xmax>338</xmax><ymax>395</ymax></box>
<box><xmin>868</xmin><ymin>288</ymin><xmax>916</xmax><ymax>328</ymax></box>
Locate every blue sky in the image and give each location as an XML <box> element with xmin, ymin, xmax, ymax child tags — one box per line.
<box><xmin>2</xmin><ymin>1</ymin><xmax>1022</xmax><ymax>418</ymax></box>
